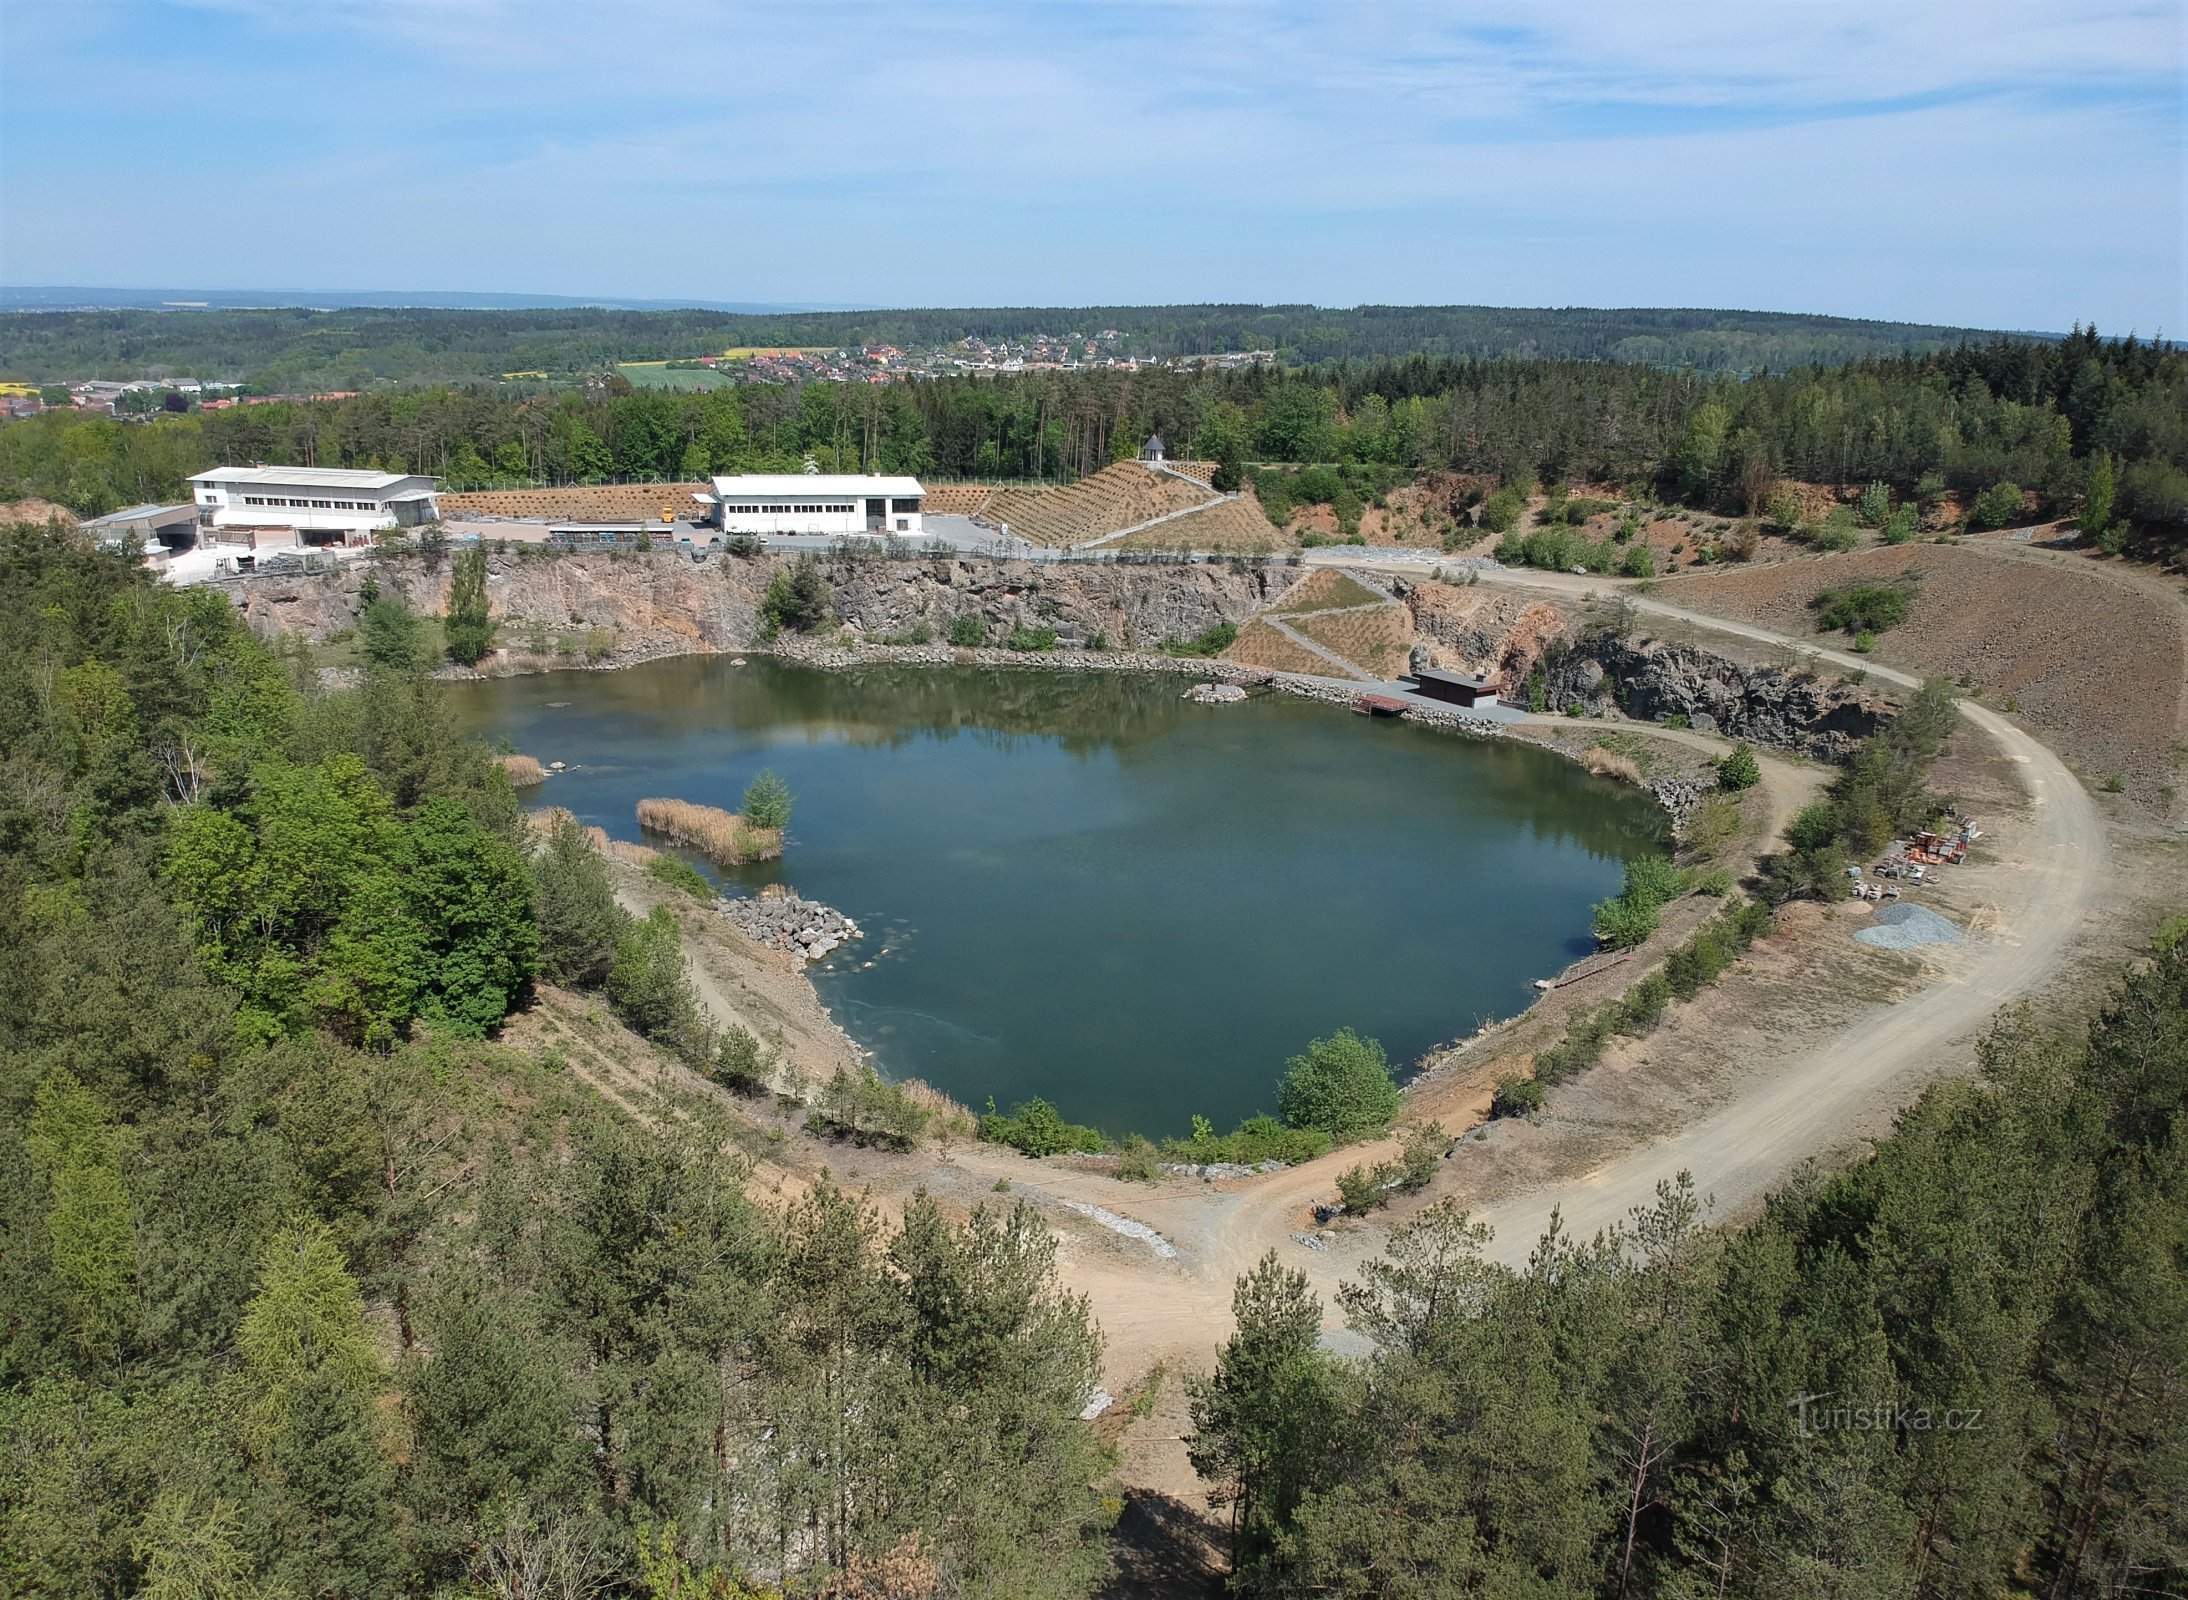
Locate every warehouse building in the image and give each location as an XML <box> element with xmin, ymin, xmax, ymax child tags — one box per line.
<box><xmin>705</xmin><ymin>474</ymin><xmax>924</xmax><ymax>538</ymax></box>
<box><xmin>81</xmin><ymin>502</ymin><xmax>201</xmax><ymax>554</ymax></box>
<box><xmin>188</xmin><ymin>466</ymin><xmax>441</xmax><ymax>545</ymax></box>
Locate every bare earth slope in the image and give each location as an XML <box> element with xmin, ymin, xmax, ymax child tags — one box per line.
<box><xmin>1658</xmin><ymin>543</ymin><xmax>2188</xmax><ymax>799</ymax></box>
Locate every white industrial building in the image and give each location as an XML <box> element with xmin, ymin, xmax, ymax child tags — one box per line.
<box><xmin>188</xmin><ymin>466</ymin><xmax>442</xmax><ymax>545</ymax></box>
<box><xmin>704</xmin><ymin>474</ymin><xmax>924</xmax><ymax>538</ymax></box>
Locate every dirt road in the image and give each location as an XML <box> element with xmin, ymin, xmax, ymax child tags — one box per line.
<box><xmin>657</xmin><ymin>560</ymin><xmax>2114</xmax><ymax>1498</ymax></box>
<box><xmin>1006</xmin><ymin>560</ymin><xmax>2106</xmax><ymax>1357</ymax></box>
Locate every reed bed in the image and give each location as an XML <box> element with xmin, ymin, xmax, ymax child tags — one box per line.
<box><xmin>1581</xmin><ymin>748</ymin><xmax>1645</xmax><ymax>785</ymax></box>
<box><xmin>495</xmin><ymin>753</ymin><xmax>547</xmax><ymax>787</ymax></box>
<box><xmin>602</xmin><ymin>838</ymin><xmax>661</xmax><ymax>869</ymax></box>
<box><xmin>636</xmin><ymin>796</ymin><xmax>784</xmax><ymax>866</ymax></box>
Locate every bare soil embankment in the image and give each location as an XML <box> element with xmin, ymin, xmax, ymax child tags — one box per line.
<box><xmin>1658</xmin><ymin>542</ymin><xmax>2187</xmax><ymax>801</ymax></box>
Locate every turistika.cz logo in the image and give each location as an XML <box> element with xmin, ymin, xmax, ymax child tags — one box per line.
<box><xmin>1791</xmin><ymin>1392</ymin><xmax>1984</xmax><ymax>1438</ymax></box>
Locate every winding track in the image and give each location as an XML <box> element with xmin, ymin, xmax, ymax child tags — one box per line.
<box><xmin>659</xmin><ymin>557</ymin><xmax>2110</xmax><ymax>1429</ymax></box>
<box><xmin>964</xmin><ymin>557</ymin><xmax>2113</xmax><ymax>1380</ymax></box>
<box><xmin>1307</xmin><ymin>557</ymin><xmax>2109</xmax><ymax>1260</ymax></box>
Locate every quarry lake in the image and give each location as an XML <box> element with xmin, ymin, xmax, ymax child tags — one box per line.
<box><xmin>449</xmin><ymin>659</ymin><xmax>1665</xmax><ymax>1135</ymax></box>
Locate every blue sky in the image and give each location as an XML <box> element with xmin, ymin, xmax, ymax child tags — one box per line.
<box><xmin>2</xmin><ymin>0</ymin><xmax>2180</xmax><ymax>331</ymax></box>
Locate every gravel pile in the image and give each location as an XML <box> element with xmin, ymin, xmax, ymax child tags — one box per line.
<box><xmin>1854</xmin><ymin>902</ymin><xmax>1966</xmax><ymax>949</ymax></box>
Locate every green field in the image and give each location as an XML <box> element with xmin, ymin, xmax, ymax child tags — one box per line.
<box><xmin>615</xmin><ymin>361</ymin><xmax>739</xmax><ymax>390</ymax></box>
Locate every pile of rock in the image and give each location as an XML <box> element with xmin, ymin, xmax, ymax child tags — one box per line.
<box><xmin>1183</xmin><ymin>681</ymin><xmax>1248</xmax><ymax>704</ymax></box>
<box><xmin>720</xmin><ymin>888</ymin><xmax>862</xmax><ymax>961</ymax></box>
<box><xmin>1648</xmin><ymin>777</ymin><xmax>1710</xmax><ymax>833</ymax></box>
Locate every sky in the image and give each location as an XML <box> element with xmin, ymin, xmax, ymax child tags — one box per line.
<box><xmin>1</xmin><ymin>0</ymin><xmax>2181</xmax><ymax>332</ymax></box>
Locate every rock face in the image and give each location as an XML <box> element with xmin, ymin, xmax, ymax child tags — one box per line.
<box><xmin>1400</xmin><ymin>579</ymin><xmax>1577</xmax><ymax>687</ymax></box>
<box><xmin>218</xmin><ymin>549</ymin><xmax>1297</xmax><ymax>664</ymax></box>
<box><xmin>1545</xmin><ymin>635</ymin><xmax>1890</xmax><ymax>759</ymax></box>
<box><xmin>720</xmin><ymin>890</ymin><xmax>861</xmax><ymax>962</ymax></box>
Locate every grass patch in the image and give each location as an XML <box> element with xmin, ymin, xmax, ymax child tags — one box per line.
<box><xmin>1274</xmin><ymin>571</ymin><xmax>1383</xmax><ymax>613</ymax></box>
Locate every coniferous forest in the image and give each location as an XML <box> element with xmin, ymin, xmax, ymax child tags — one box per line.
<box><xmin>4</xmin><ymin>329</ymin><xmax>2184</xmax><ymax>557</ymax></box>
<box><xmin>0</xmin><ymin>525</ymin><xmax>2181</xmax><ymax>1596</ymax></box>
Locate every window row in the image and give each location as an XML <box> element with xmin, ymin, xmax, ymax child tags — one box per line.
<box><xmin>239</xmin><ymin>496</ymin><xmax>380</xmax><ymax>510</ymax></box>
<box><xmin>719</xmin><ymin>503</ymin><xmax>859</xmax><ymax>515</ymax></box>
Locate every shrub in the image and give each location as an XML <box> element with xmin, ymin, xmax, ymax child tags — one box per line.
<box><xmin>714</xmin><ymin>1025</ymin><xmax>769</xmax><ymax>1092</ymax></box>
<box><xmin>1005</xmin><ymin>625</ymin><xmax>1058</xmax><ymax>652</ymax></box>
<box><xmin>1857</xmin><ymin>481</ymin><xmax>1893</xmax><ymax>527</ymax></box>
<box><xmin>1395</xmin><ymin>1122</ymin><xmax>1444</xmax><ymax>1190</ymax></box>
<box><xmin>813</xmin><ymin>1067</ymin><xmax>931</xmax><ymax>1148</ymax></box>
<box><xmin>1115</xmin><ymin>1133</ymin><xmax>1161</xmax><ymax>1182</ymax></box>
<box><xmin>980</xmin><ymin>1096</ymin><xmax>1103</xmax><ymax>1157</ymax></box>
<box><xmin>1335</xmin><ymin>1163</ymin><xmax>1393</xmax><ymax>1215</ymax></box>
<box><xmin>606</xmin><ymin>907</ymin><xmax>715</xmax><ymax>1069</ymax></box>
<box><xmin>645</xmin><ymin>853</ymin><xmax>715</xmax><ymax>900</ymax></box>
<box><xmin>741</xmin><ymin>768</ymin><xmax>793</xmax><ymax>830</ymax></box>
<box><xmin>1882</xmin><ymin>506</ymin><xmax>1919</xmax><ymax>544</ymax></box>
<box><xmin>1592</xmin><ymin>853</ymin><xmax>1687</xmax><ymax>948</ymax></box>
<box><xmin>948</xmin><ymin>614</ymin><xmax>987</xmax><ymax>646</ymax></box>
<box><xmin>1968</xmin><ymin>481</ymin><xmax>2024</xmax><ymax>530</ymax></box>
<box><xmin>1277</xmin><ymin>1028</ymin><xmax>1401</xmax><ymax>1141</ymax></box>
<box><xmin>1480</xmin><ymin>484</ymin><xmax>1528</xmax><ymax>534</ymax></box>
<box><xmin>1695</xmin><ymin>868</ymin><xmax>1736</xmax><ymax>897</ymax></box>
<box><xmin>1490</xmin><ymin>1076</ymin><xmax>1544</xmax><ymax>1119</ymax></box>
<box><xmin>2101</xmin><ymin>772</ymin><xmax>2126</xmax><ymax>794</ymax></box>
<box><xmin>1163</xmin><ymin>621</ymin><xmax>1238</xmax><ymax>657</ymax></box>
<box><xmin>1717</xmin><ymin>744</ymin><xmax>1761</xmax><ymax>791</ymax></box>
<box><xmin>362</xmin><ymin>596</ymin><xmax>425</xmax><ymax>671</ymax></box>
<box><xmin>1620</xmin><ymin>542</ymin><xmax>1655</xmax><ymax>578</ymax></box>
<box><xmin>1163</xmin><ymin>1114</ymin><xmax>1331</xmax><ymax>1168</ymax></box>
<box><xmin>1810</xmin><ymin>583</ymin><xmax>1910</xmax><ymax>635</ymax></box>
<box><xmin>759</xmin><ymin>554</ymin><xmax>832</xmax><ymax>633</ymax></box>
<box><xmin>1593</xmin><ymin>893</ymin><xmax>1662</xmax><ymax>950</ymax></box>
<box><xmin>1803</xmin><ymin>510</ymin><xmax>1861</xmax><ymax>552</ymax></box>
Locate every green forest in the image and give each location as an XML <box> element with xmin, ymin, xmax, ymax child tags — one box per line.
<box><xmin>1</xmin><ymin>526</ymin><xmax>2183</xmax><ymax>1598</ymax></box>
<box><xmin>3</xmin><ymin>330</ymin><xmax>2183</xmax><ymax>553</ymax></box>
<box><xmin>0</xmin><ymin>303</ymin><xmax>2008</xmax><ymax>388</ymax></box>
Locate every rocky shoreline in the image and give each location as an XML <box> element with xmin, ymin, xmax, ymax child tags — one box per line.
<box><xmin>720</xmin><ymin>889</ymin><xmax>862</xmax><ymax>962</ymax></box>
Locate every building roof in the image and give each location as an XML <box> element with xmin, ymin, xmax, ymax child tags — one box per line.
<box><xmin>707</xmin><ymin>474</ymin><xmax>924</xmax><ymax>498</ymax></box>
<box><xmin>189</xmin><ymin>466</ymin><xmax>429</xmax><ymax>490</ymax></box>
<box><xmin>82</xmin><ymin>502</ymin><xmax>195</xmax><ymax>529</ymax></box>
<box><xmin>1414</xmin><ymin>668</ymin><xmax>1501</xmax><ymax>691</ymax></box>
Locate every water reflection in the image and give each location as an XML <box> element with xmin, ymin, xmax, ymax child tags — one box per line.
<box><xmin>448</xmin><ymin>658</ymin><xmax>1664</xmax><ymax>1133</ymax></box>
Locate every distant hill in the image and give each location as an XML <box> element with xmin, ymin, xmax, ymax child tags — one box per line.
<box><xmin>0</xmin><ymin>286</ymin><xmax>841</xmax><ymax>314</ymax></box>
<box><xmin>0</xmin><ymin>300</ymin><xmax>2037</xmax><ymax>388</ymax></box>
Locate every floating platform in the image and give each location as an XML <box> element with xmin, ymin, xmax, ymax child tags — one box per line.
<box><xmin>1353</xmin><ymin>693</ymin><xmax>1411</xmax><ymax>717</ymax></box>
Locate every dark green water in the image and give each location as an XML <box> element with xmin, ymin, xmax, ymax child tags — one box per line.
<box><xmin>447</xmin><ymin>659</ymin><xmax>1663</xmax><ymax>1135</ymax></box>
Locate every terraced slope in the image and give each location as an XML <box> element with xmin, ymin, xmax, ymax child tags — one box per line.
<box><xmin>1293</xmin><ymin>603</ymin><xmax>1414</xmax><ymax>679</ymax></box>
<box><xmin>981</xmin><ymin>462</ymin><xmax>1216</xmax><ymax>546</ymax></box>
<box><xmin>919</xmin><ymin>483</ymin><xmax>998</xmax><ymax>515</ymax></box>
<box><xmin>1114</xmin><ymin>493</ymin><xmax>1283</xmax><ymax>553</ymax></box>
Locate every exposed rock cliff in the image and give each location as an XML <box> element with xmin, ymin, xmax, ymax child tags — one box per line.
<box><xmin>1399</xmin><ymin>578</ymin><xmax>1577</xmax><ymax>686</ymax></box>
<box><xmin>219</xmin><ymin>548</ymin><xmax>1299</xmax><ymax>662</ymax></box>
<box><xmin>1544</xmin><ymin>634</ymin><xmax>1889</xmax><ymax>759</ymax></box>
